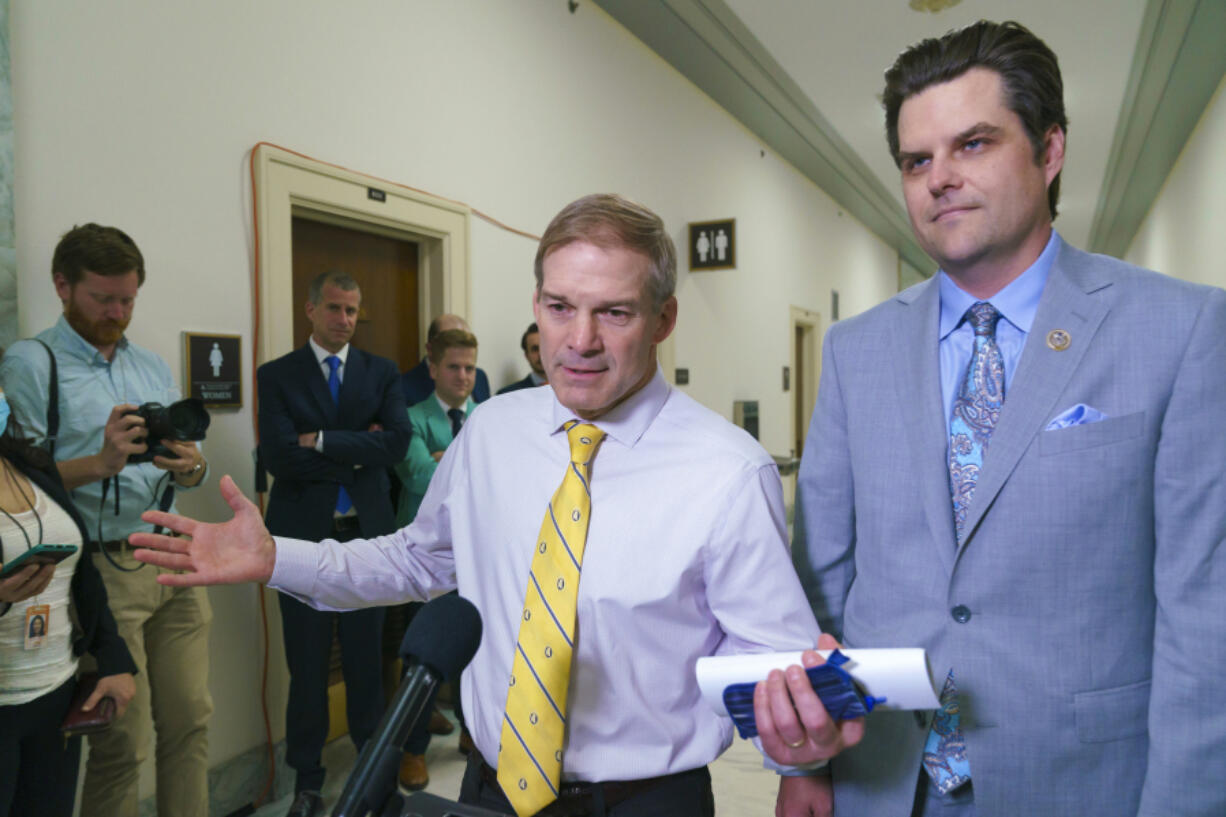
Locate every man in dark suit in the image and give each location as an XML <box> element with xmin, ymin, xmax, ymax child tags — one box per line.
<box><xmin>496</xmin><ymin>322</ymin><xmax>546</xmax><ymax>395</ymax></box>
<box><xmin>257</xmin><ymin>270</ymin><xmax>411</xmax><ymax>817</ymax></box>
<box><xmin>400</xmin><ymin>314</ymin><xmax>490</xmax><ymax>406</ymax></box>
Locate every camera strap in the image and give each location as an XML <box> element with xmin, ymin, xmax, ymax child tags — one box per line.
<box><xmin>153</xmin><ymin>476</ymin><xmax>175</xmax><ymax>535</ymax></box>
<box><xmin>95</xmin><ymin>475</ymin><xmax>143</xmax><ymax>573</ymax></box>
<box><xmin>33</xmin><ymin>340</ymin><xmax>59</xmax><ymax>457</ymax></box>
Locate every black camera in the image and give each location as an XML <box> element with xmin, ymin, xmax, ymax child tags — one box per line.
<box><xmin>125</xmin><ymin>399</ymin><xmax>211</xmax><ymax>464</ymax></box>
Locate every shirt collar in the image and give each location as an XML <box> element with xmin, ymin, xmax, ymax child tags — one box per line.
<box><xmin>435</xmin><ymin>393</ymin><xmax>469</xmax><ymax>416</ymax></box>
<box><xmin>549</xmin><ymin>365</ymin><xmax>669</xmax><ymax>448</ymax></box>
<box><xmin>938</xmin><ymin>231</ymin><xmax>1061</xmax><ymax>340</ymax></box>
<box><xmin>308</xmin><ymin>336</ymin><xmax>349</xmax><ymax>366</ymax></box>
<box><xmin>53</xmin><ymin>314</ymin><xmax>128</xmax><ymax>364</ymax></box>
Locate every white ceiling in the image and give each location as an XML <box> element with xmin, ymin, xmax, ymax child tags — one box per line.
<box><xmin>597</xmin><ymin>0</ymin><xmax>1224</xmax><ymax>269</ymax></box>
<box><xmin>720</xmin><ymin>0</ymin><xmax>1149</xmax><ymax>250</ymax></box>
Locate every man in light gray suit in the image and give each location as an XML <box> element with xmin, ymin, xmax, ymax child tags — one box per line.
<box><xmin>770</xmin><ymin>20</ymin><xmax>1226</xmax><ymax>817</ymax></box>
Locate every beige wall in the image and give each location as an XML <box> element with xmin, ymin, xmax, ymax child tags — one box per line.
<box><xmin>10</xmin><ymin>0</ymin><xmax>899</xmax><ymax>785</ymax></box>
<box><xmin>1126</xmin><ymin>74</ymin><xmax>1226</xmax><ymax>288</ymax></box>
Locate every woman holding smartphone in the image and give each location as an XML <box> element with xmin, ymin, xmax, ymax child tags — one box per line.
<box><xmin>0</xmin><ymin>387</ymin><xmax>136</xmax><ymax>817</ymax></box>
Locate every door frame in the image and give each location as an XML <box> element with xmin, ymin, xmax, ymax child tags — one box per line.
<box><xmin>789</xmin><ymin>305</ymin><xmax>821</xmax><ymax>458</ymax></box>
<box><xmin>253</xmin><ymin>144</ymin><xmax>470</xmax><ymax>365</ymax></box>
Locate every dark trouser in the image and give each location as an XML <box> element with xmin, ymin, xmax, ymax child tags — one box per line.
<box><xmin>912</xmin><ymin>773</ymin><xmax>977</xmax><ymax>817</ymax></box>
<box><xmin>458</xmin><ymin>754</ymin><xmax>714</xmax><ymax>817</ymax></box>
<box><xmin>279</xmin><ymin>544</ymin><xmax>386</xmax><ymax>794</ymax></box>
<box><xmin>0</xmin><ymin>676</ymin><xmax>82</xmax><ymax>817</ymax></box>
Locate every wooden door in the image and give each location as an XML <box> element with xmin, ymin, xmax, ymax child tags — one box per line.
<box><xmin>291</xmin><ymin>216</ymin><xmax>419</xmax><ymax>369</ymax></box>
<box><xmin>289</xmin><ymin>215</ymin><xmax>419</xmax><ymax>738</ymax></box>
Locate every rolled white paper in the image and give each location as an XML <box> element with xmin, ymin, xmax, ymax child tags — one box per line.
<box><xmin>696</xmin><ymin>648</ymin><xmax>940</xmax><ymax>714</ymax></box>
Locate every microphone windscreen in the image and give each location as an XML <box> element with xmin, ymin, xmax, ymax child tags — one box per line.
<box><xmin>399</xmin><ymin>594</ymin><xmax>483</xmax><ymax>681</ymax></box>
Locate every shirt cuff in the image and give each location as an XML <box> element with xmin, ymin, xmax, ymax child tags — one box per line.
<box><xmin>269</xmin><ymin>536</ymin><xmax>321</xmax><ymax>598</ymax></box>
<box><xmin>314</xmin><ymin>431</ymin><xmax>325</xmax><ymax>452</ymax></box>
<box><xmin>174</xmin><ymin>459</ymin><xmax>209</xmax><ymax>491</ymax></box>
<box><xmin>755</xmin><ymin>736</ymin><xmax>830</xmax><ymax>775</ymax></box>
<box><xmin>776</xmin><ymin>762</ymin><xmax>830</xmax><ymax>777</ymax></box>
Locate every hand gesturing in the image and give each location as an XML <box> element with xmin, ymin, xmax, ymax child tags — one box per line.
<box><xmin>130</xmin><ymin>475</ymin><xmax>277</xmax><ymax>587</ymax></box>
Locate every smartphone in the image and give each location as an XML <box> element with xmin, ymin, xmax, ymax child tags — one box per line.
<box><xmin>0</xmin><ymin>543</ymin><xmax>79</xmax><ymax>578</ymax></box>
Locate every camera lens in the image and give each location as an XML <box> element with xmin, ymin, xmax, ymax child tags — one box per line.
<box><xmin>166</xmin><ymin>399</ymin><xmax>210</xmax><ymax>440</ymax></box>
<box><xmin>126</xmin><ymin>399</ymin><xmax>210</xmax><ymax>463</ymax></box>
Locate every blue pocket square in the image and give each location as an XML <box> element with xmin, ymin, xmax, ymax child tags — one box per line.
<box><xmin>1046</xmin><ymin>403</ymin><xmax>1108</xmax><ymax>431</ymax></box>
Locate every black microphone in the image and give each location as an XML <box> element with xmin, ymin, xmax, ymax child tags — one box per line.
<box><xmin>332</xmin><ymin>594</ymin><xmax>483</xmax><ymax>817</ymax></box>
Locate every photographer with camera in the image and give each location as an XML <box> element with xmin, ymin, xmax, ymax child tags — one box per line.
<box><xmin>0</xmin><ymin>223</ymin><xmax>213</xmax><ymax>817</ymax></box>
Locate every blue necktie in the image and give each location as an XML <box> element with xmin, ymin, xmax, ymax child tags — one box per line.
<box><xmin>325</xmin><ymin>355</ymin><xmax>353</xmax><ymax>515</ymax></box>
<box><xmin>924</xmin><ymin>302</ymin><xmax>1003</xmax><ymax>794</ymax></box>
<box><xmin>948</xmin><ymin>302</ymin><xmax>1004</xmax><ymax>540</ymax></box>
<box><xmin>447</xmin><ymin>407</ymin><xmax>464</xmax><ymax>438</ymax></box>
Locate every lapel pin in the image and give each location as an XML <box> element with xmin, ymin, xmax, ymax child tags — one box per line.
<box><xmin>1046</xmin><ymin>329</ymin><xmax>1071</xmax><ymax>351</ymax></box>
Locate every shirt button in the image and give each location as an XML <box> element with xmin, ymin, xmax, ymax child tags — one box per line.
<box><xmin>951</xmin><ymin>605</ymin><xmax>972</xmax><ymax>624</ymax></box>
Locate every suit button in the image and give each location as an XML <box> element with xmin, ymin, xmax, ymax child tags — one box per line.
<box><xmin>951</xmin><ymin>605</ymin><xmax>972</xmax><ymax>623</ymax></box>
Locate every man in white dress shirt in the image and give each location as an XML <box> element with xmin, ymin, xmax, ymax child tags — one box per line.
<box><xmin>130</xmin><ymin>194</ymin><xmax>861</xmax><ymax>816</ymax></box>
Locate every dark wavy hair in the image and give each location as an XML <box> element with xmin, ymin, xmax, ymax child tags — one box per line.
<box><xmin>882</xmin><ymin>20</ymin><xmax>1068</xmax><ymax>219</ymax></box>
<box><xmin>520</xmin><ymin>323</ymin><xmax>539</xmax><ymax>352</ymax></box>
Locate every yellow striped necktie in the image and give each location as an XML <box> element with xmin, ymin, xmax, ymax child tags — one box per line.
<box><xmin>497</xmin><ymin>421</ymin><xmax>605</xmax><ymax>817</ymax></box>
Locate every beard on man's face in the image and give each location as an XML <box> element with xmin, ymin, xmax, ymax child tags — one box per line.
<box><xmin>65</xmin><ymin>296</ymin><xmax>129</xmax><ymax>347</ymax></box>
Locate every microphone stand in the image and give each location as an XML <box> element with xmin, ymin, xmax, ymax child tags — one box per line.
<box><xmin>331</xmin><ymin>593</ymin><xmax>487</xmax><ymax>817</ymax></box>
<box><xmin>332</xmin><ymin>663</ymin><xmax>437</xmax><ymax>817</ymax></box>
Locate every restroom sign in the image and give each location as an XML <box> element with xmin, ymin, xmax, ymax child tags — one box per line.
<box><xmin>688</xmin><ymin>219</ymin><xmax>735</xmax><ymax>271</ymax></box>
<box><xmin>184</xmin><ymin>332</ymin><xmax>242</xmax><ymax>407</ymax></box>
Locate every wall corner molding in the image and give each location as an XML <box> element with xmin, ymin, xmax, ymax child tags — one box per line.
<box><xmin>595</xmin><ymin>0</ymin><xmax>934</xmax><ymax>275</ymax></box>
<box><xmin>1089</xmin><ymin>0</ymin><xmax>1226</xmax><ymax>257</ymax></box>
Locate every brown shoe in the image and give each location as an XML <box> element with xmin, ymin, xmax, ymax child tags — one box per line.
<box><xmin>457</xmin><ymin>728</ymin><xmax>475</xmax><ymax>756</ymax></box>
<box><xmin>399</xmin><ymin>752</ymin><xmax>429</xmax><ymax>791</ymax></box>
<box><xmin>427</xmin><ymin>707</ymin><xmax>455</xmax><ymax>735</ymax></box>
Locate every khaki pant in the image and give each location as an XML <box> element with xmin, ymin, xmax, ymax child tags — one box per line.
<box><xmin>80</xmin><ymin>551</ymin><xmax>213</xmax><ymax>817</ymax></box>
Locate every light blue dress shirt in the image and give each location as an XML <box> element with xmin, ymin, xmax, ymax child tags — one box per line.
<box><xmin>938</xmin><ymin>232</ymin><xmax>1062</xmax><ymax>422</ymax></box>
<box><xmin>0</xmin><ymin>316</ymin><xmax>201</xmax><ymax>541</ymax></box>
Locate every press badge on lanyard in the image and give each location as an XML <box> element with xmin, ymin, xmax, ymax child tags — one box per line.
<box><xmin>24</xmin><ymin>604</ymin><xmax>50</xmax><ymax>650</ymax></box>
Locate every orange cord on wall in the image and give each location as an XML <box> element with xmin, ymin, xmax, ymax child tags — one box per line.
<box><xmin>243</xmin><ymin>141</ymin><xmax>538</xmax><ymax>807</ymax></box>
<box><xmin>247</xmin><ymin>143</ymin><xmax>277</xmax><ymax>808</ymax></box>
<box><xmin>250</xmin><ymin>141</ymin><xmax>541</xmax><ymax>241</ymax></box>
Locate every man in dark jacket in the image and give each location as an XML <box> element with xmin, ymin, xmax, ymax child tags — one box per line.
<box><xmin>496</xmin><ymin>322</ymin><xmax>546</xmax><ymax>394</ymax></box>
<box><xmin>400</xmin><ymin>314</ymin><xmax>490</xmax><ymax>406</ymax></box>
<box><xmin>256</xmin><ymin>270</ymin><xmax>410</xmax><ymax>817</ymax></box>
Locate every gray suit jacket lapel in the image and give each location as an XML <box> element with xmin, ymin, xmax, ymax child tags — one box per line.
<box><xmin>890</xmin><ymin>277</ymin><xmax>960</xmax><ymax>574</ymax></box>
<box><xmin>959</xmin><ymin>244</ymin><xmax>1114</xmax><ymax>550</ymax></box>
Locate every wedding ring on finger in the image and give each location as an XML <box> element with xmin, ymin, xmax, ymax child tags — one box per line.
<box><xmin>785</xmin><ymin>737</ymin><xmax>806</xmax><ymax>749</ymax></box>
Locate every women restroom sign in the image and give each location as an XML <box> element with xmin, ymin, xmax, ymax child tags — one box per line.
<box><xmin>184</xmin><ymin>332</ymin><xmax>242</xmax><ymax>407</ymax></box>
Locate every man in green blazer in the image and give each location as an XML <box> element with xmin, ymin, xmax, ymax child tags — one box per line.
<box><xmin>392</xmin><ymin>327</ymin><xmax>478</xmax><ymax>787</ymax></box>
<box><xmin>395</xmin><ymin>329</ymin><xmax>478</xmax><ymax>526</ymax></box>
